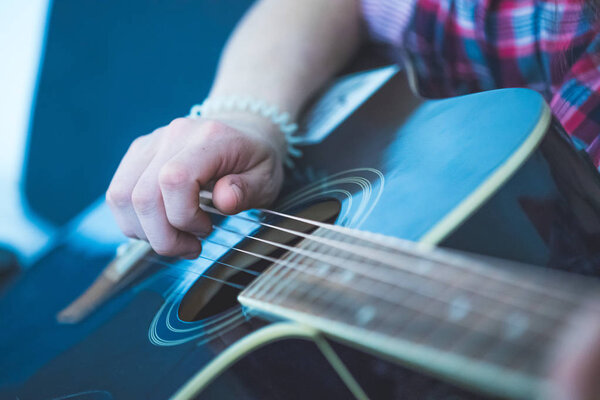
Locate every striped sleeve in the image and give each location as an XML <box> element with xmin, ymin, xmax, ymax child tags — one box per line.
<box><xmin>360</xmin><ymin>0</ymin><xmax>600</xmax><ymax>166</ymax></box>
<box><xmin>550</xmin><ymin>35</ymin><xmax>600</xmax><ymax>165</ymax></box>
<box><xmin>360</xmin><ymin>0</ymin><xmax>418</xmax><ymax>49</ymax></box>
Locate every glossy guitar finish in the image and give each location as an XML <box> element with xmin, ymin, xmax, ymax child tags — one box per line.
<box><xmin>1</xmin><ymin>71</ymin><xmax>600</xmax><ymax>400</ymax></box>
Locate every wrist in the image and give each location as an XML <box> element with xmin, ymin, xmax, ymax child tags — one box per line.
<box><xmin>203</xmin><ymin>112</ymin><xmax>288</xmax><ymax>160</ymax></box>
<box><xmin>188</xmin><ymin>95</ymin><xmax>302</xmax><ymax>166</ymax></box>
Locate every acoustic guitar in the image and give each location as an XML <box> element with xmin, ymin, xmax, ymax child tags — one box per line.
<box><xmin>2</xmin><ymin>66</ymin><xmax>600</xmax><ymax>399</ymax></box>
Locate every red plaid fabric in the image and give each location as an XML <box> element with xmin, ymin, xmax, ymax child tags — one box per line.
<box><xmin>361</xmin><ymin>0</ymin><xmax>600</xmax><ymax>165</ymax></box>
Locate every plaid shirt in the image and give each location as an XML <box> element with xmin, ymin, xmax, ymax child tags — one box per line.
<box><xmin>361</xmin><ymin>0</ymin><xmax>600</xmax><ymax>165</ymax></box>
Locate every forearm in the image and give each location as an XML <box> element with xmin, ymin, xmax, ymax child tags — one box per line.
<box><xmin>209</xmin><ymin>0</ymin><xmax>363</xmax><ymax>124</ymax></box>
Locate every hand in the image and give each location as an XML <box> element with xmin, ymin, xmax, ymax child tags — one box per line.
<box><xmin>106</xmin><ymin>116</ymin><xmax>285</xmax><ymax>259</ymax></box>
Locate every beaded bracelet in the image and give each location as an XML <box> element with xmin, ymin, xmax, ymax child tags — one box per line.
<box><xmin>188</xmin><ymin>96</ymin><xmax>302</xmax><ymax>167</ymax></box>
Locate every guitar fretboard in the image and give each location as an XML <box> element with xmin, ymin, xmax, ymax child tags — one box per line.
<box><xmin>238</xmin><ymin>227</ymin><xmax>599</xmax><ymax>399</ymax></box>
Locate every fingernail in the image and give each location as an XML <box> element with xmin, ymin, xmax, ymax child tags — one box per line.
<box><xmin>230</xmin><ymin>183</ymin><xmax>243</xmax><ymax>207</ymax></box>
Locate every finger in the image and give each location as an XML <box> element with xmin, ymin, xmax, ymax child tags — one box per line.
<box><xmin>132</xmin><ymin>153</ymin><xmax>202</xmax><ymax>258</ymax></box>
<box><xmin>157</xmin><ymin>128</ymin><xmax>236</xmax><ymax>235</ymax></box>
<box><xmin>159</xmin><ymin>158</ymin><xmax>213</xmax><ymax>236</ymax></box>
<box><xmin>212</xmin><ymin>163</ymin><xmax>282</xmax><ymax>215</ymax></box>
<box><xmin>106</xmin><ymin>135</ymin><xmax>156</xmax><ymax>239</ymax></box>
<box><xmin>133</xmin><ymin>179</ymin><xmax>202</xmax><ymax>258</ymax></box>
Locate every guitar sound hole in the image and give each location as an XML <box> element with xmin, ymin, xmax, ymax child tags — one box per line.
<box><xmin>178</xmin><ymin>200</ymin><xmax>341</xmax><ymax>322</ymax></box>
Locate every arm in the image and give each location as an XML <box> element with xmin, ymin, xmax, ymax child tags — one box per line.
<box><xmin>106</xmin><ymin>0</ymin><xmax>363</xmax><ymax>258</ymax></box>
<box><xmin>211</xmin><ymin>0</ymin><xmax>362</xmax><ymax>123</ymax></box>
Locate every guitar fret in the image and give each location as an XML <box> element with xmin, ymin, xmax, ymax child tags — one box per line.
<box><xmin>244</xmin><ymin>248</ymin><xmax>287</xmax><ymax>299</ymax></box>
<box><xmin>450</xmin><ymin>309</ymin><xmax>551</xmax><ymax>376</ymax></box>
<box><xmin>392</xmin><ymin>312</ymin><xmax>439</xmax><ymax>344</ymax></box>
<box><xmin>262</xmin><ymin>261</ymin><xmax>304</xmax><ymax>305</ymax></box>
<box><xmin>480</xmin><ymin>335</ymin><xmax>545</xmax><ymax>372</ymax></box>
<box><xmin>273</xmin><ymin>267</ymin><xmax>548</xmax><ymax>377</ymax></box>
<box><xmin>239</xmin><ymin>222</ymin><xmax>600</xmax><ymax>396</ymax></box>
<box><xmin>252</xmin><ymin>232</ymin><xmax>310</xmax><ymax>301</ymax></box>
<box><xmin>270</xmin><ymin>239</ymin><xmax>563</xmax><ymax>349</ymax></box>
<box><xmin>248</xmin><ymin>260</ymin><xmax>283</xmax><ymax>299</ymax></box>
<box><xmin>470</xmin><ymin>268</ymin><xmax>575</xmax><ymax>322</ymax></box>
<box><xmin>434</xmin><ymin>259</ymin><xmax>571</xmax><ymax>326</ymax></box>
<box><xmin>437</xmin><ymin>283</ymin><xmax>558</xmax><ymax>373</ymax></box>
<box><xmin>343</xmin><ymin>230</ymin><xmax>573</xmax><ymax>327</ymax></box>
<box><xmin>510</xmin><ymin>346</ymin><xmax>548</xmax><ymax>377</ymax></box>
<box><xmin>305</xmin><ymin>232</ymin><xmax>342</xmax><ymax>304</ymax></box>
<box><xmin>452</xmin><ymin>329</ymin><xmax>498</xmax><ymax>365</ymax></box>
<box><xmin>443</xmin><ymin>282</ymin><xmax>557</xmax><ymax>338</ymax></box>
<box><xmin>291</xmin><ymin>267</ymin><xmax>565</xmax><ymax>357</ymax></box>
<box><xmin>451</xmin><ymin>317</ymin><xmax>520</xmax><ymax>370</ymax></box>
<box><xmin>421</xmin><ymin>317</ymin><xmax>473</xmax><ymax>352</ymax></box>
<box><xmin>265</xmin><ymin>238</ymin><xmax>322</xmax><ymax>304</ymax></box>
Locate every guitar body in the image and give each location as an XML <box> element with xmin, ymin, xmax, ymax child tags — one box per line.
<box><xmin>2</xmin><ymin>70</ymin><xmax>600</xmax><ymax>400</ymax></box>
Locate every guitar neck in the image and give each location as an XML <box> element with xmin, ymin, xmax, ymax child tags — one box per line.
<box><xmin>238</xmin><ymin>226</ymin><xmax>599</xmax><ymax>399</ymax></box>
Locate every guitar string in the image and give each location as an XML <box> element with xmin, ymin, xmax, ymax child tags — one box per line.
<box><xmin>116</xmin><ymin>199</ymin><xmax>595</xmax><ymax>344</ymax></box>
<box><xmin>200</xmin><ymin>205</ymin><xmax>587</xmax><ymax>312</ymax></box>
<box><xmin>201</xmin><ymin>204</ymin><xmax>588</xmax><ymax>306</ymax></box>
<box><xmin>178</xmin><ymin>241</ymin><xmax>556</xmax><ymax>351</ymax></box>
<box><xmin>253</xmin><ymin>208</ymin><xmax>595</xmax><ymax>303</ymax></box>
<box><xmin>199</xmin><ymin>193</ymin><xmax>592</xmax><ymax>313</ymax></box>
<box><xmin>193</xmin><ymin>253</ymin><xmax>260</xmax><ymax>276</ymax></box>
<box><xmin>209</xmin><ymin>223</ymin><xmax>567</xmax><ymax>320</ymax></box>
<box><xmin>140</xmin><ymin>231</ymin><xmax>570</xmax><ymax>328</ymax></box>
<box><xmin>205</xmin><ymin>225</ymin><xmax>576</xmax><ymax>332</ymax></box>
<box><xmin>143</xmin><ymin>253</ymin><xmax>556</xmax><ymax>353</ymax></box>
<box><xmin>138</xmin><ymin>234</ymin><xmax>566</xmax><ymax>342</ymax></box>
<box><xmin>154</xmin><ymin>261</ymin><xmax>553</xmax><ymax>374</ymax></box>
<box><xmin>146</xmin><ymin>257</ymin><xmax>248</xmax><ymax>290</ymax></box>
<box><xmin>132</xmin><ymin>213</ymin><xmax>589</xmax><ymax>327</ymax></box>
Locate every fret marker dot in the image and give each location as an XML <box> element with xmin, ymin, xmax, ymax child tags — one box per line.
<box><xmin>448</xmin><ymin>296</ymin><xmax>471</xmax><ymax>321</ymax></box>
<box><xmin>356</xmin><ymin>306</ymin><xmax>376</xmax><ymax>326</ymax></box>
<box><xmin>504</xmin><ymin>312</ymin><xmax>529</xmax><ymax>339</ymax></box>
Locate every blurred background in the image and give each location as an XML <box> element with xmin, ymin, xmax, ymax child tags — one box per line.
<box><xmin>0</xmin><ymin>0</ymin><xmax>253</xmax><ymax>264</ymax></box>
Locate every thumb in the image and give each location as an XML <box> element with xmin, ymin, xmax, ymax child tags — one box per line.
<box><xmin>212</xmin><ymin>168</ymin><xmax>280</xmax><ymax>215</ymax></box>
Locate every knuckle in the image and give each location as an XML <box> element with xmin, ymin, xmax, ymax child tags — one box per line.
<box><xmin>203</xmin><ymin>119</ymin><xmax>226</xmax><ymax>132</ymax></box>
<box><xmin>158</xmin><ymin>162</ymin><xmax>190</xmax><ymax>188</ymax></box>
<box><xmin>150</xmin><ymin>127</ymin><xmax>165</xmax><ymax>138</ymax></box>
<box><xmin>128</xmin><ymin>135</ymin><xmax>149</xmax><ymax>152</ymax></box>
<box><xmin>131</xmin><ymin>185</ymin><xmax>157</xmax><ymax>214</ymax></box>
<box><xmin>106</xmin><ymin>185</ymin><xmax>132</xmax><ymax>208</ymax></box>
<box><xmin>167</xmin><ymin>117</ymin><xmax>192</xmax><ymax>134</ymax></box>
<box><xmin>201</xmin><ymin>120</ymin><xmax>229</xmax><ymax>141</ymax></box>
<box><xmin>167</xmin><ymin>215</ymin><xmax>190</xmax><ymax>231</ymax></box>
